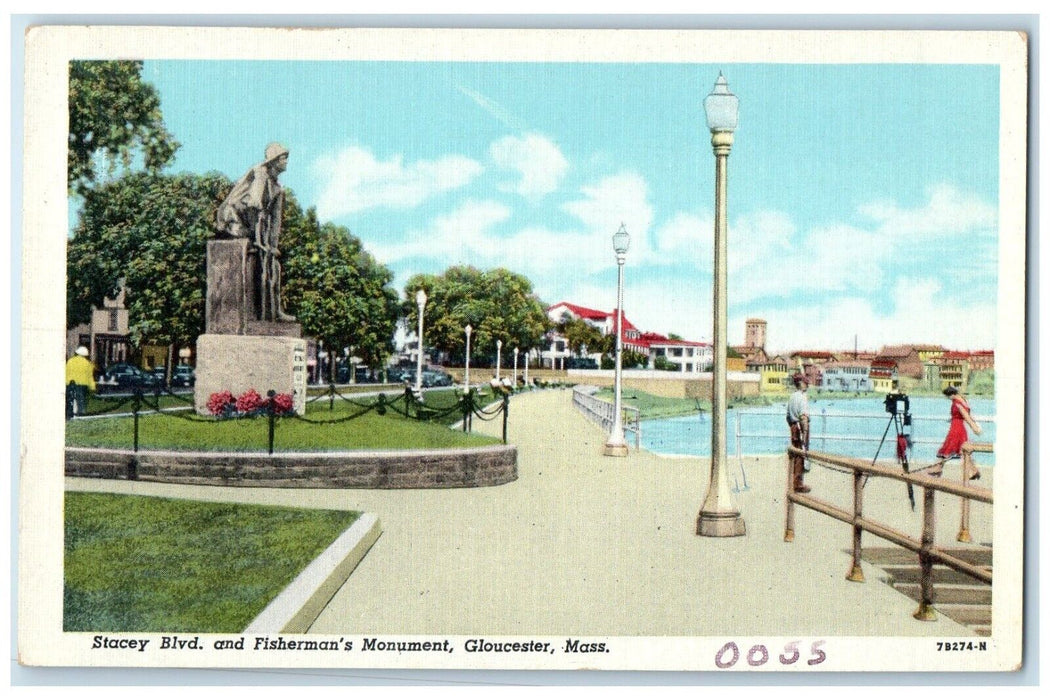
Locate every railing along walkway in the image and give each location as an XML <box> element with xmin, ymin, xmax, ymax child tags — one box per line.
<box><xmin>785</xmin><ymin>442</ymin><xmax>993</xmax><ymax>623</ymax></box>
<box><xmin>571</xmin><ymin>386</ymin><xmax>641</xmax><ymax>449</ymax></box>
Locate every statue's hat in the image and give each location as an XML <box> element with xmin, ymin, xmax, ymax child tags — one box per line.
<box><xmin>265</xmin><ymin>142</ymin><xmax>289</xmax><ymax>162</ymax></box>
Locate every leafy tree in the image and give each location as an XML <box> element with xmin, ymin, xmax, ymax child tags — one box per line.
<box><xmin>281</xmin><ymin>199</ymin><xmax>400</xmax><ymax>373</ymax></box>
<box><xmin>622</xmin><ymin>349</ymin><xmax>649</xmax><ymax>369</ymax></box>
<box><xmin>555</xmin><ymin>314</ymin><xmax>604</xmax><ymax>357</ymax></box>
<box><xmin>68</xmin><ymin>61</ymin><xmax>180</xmax><ymax>196</ymax></box>
<box><xmin>653</xmin><ymin>356</ymin><xmax>677</xmax><ymax>372</ymax></box>
<box><xmin>68</xmin><ymin>174</ymin><xmax>399</xmax><ymax>374</ymax></box>
<box><xmin>67</xmin><ymin>171</ymin><xmax>231</xmax><ymax>353</ymax></box>
<box><xmin>403</xmin><ymin>266</ymin><xmax>550</xmax><ymax>366</ymax></box>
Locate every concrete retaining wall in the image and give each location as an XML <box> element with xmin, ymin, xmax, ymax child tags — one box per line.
<box><xmin>65</xmin><ymin>444</ymin><xmax>518</xmax><ymax>489</ymax></box>
<box><xmin>564</xmin><ymin>369</ymin><xmax>761</xmax><ymax>400</ymax></box>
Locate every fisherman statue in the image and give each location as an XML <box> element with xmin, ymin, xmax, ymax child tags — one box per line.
<box><xmin>215</xmin><ymin>142</ymin><xmax>296</xmax><ymax>323</ymax></box>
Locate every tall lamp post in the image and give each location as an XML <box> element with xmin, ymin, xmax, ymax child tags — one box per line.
<box><xmin>513</xmin><ymin>347</ymin><xmax>519</xmax><ymax>386</ymax></box>
<box><xmin>603</xmin><ymin>223</ymin><xmax>630</xmax><ymax>457</ymax></box>
<box><xmin>464</xmin><ymin>324</ymin><xmax>473</xmax><ymax>392</ymax></box>
<box><xmin>496</xmin><ymin>339</ymin><xmax>502</xmax><ymax>381</ymax></box>
<box><xmin>415</xmin><ymin>289</ymin><xmax>427</xmax><ymax>393</ymax></box>
<box><xmin>697</xmin><ymin>72</ymin><xmax>746</xmax><ymax>537</ymax></box>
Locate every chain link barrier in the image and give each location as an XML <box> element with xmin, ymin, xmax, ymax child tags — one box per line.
<box><xmin>75</xmin><ymin>384</ymin><xmax>512</xmax><ymax>453</ymax></box>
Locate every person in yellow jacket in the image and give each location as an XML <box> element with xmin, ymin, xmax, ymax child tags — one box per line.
<box><xmin>65</xmin><ymin>346</ymin><xmax>96</xmax><ymax>419</ymax></box>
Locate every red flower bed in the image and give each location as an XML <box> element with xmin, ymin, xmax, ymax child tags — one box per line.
<box><xmin>207</xmin><ymin>389</ymin><xmax>295</xmax><ymax>417</ymax></box>
<box><xmin>206</xmin><ymin>390</ymin><xmax>235</xmax><ymax>416</ymax></box>
<box><xmin>235</xmin><ymin>389</ymin><xmax>263</xmax><ymax>413</ymax></box>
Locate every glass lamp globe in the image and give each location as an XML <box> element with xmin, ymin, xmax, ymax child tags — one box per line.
<box><xmin>704</xmin><ymin>72</ymin><xmax>739</xmax><ymax>133</ymax></box>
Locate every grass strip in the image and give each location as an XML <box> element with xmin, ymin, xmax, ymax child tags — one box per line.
<box><xmin>66</xmin><ymin>392</ymin><xmax>501</xmax><ymax>451</ymax></box>
<box><xmin>64</xmin><ymin>492</ymin><xmax>360</xmax><ymax>633</ymax></box>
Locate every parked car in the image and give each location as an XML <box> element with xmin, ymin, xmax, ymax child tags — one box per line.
<box><xmin>97</xmin><ymin>363</ymin><xmax>162</xmax><ymax>393</ymax></box>
<box><xmin>149</xmin><ymin>366</ymin><xmax>168</xmax><ymax>386</ymax></box>
<box><xmin>171</xmin><ymin>364</ymin><xmax>195</xmax><ymax>388</ymax></box>
<box><xmin>566</xmin><ymin>357</ymin><xmax>599</xmax><ymax>370</ymax></box>
<box><xmin>355</xmin><ymin>366</ymin><xmax>379</xmax><ymax>384</ymax></box>
<box><xmin>421</xmin><ymin>370</ymin><xmax>454</xmax><ymax>387</ymax></box>
<box><xmin>335</xmin><ymin>363</ymin><xmax>351</xmax><ymax>384</ymax></box>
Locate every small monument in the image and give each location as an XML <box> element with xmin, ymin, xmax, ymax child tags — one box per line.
<box><xmin>194</xmin><ymin>143</ymin><xmax>307</xmax><ymax>415</ymax></box>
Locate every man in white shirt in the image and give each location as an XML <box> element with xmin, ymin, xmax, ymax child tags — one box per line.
<box><xmin>786</xmin><ymin>374</ymin><xmax>811</xmax><ymax>493</ymax></box>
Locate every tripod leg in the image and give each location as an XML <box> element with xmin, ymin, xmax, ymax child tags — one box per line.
<box><xmin>897</xmin><ymin>414</ymin><xmax>915</xmax><ymax>511</ymax></box>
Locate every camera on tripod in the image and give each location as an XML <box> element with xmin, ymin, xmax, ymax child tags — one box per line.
<box><xmin>884</xmin><ymin>392</ymin><xmax>910</xmax><ymax>421</ymax></box>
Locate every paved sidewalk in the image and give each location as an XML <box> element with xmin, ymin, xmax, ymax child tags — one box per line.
<box><xmin>68</xmin><ymin>389</ymin><xmax>988</xmax><ymax>637</ymax></box>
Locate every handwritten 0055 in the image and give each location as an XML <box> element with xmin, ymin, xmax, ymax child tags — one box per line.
<box><xmin>714</xmin><ymin>640</ymin><xmax>826</xmax><ymax>669</ymax></box>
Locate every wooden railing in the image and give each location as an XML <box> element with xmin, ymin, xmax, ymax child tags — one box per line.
<box><xmin>785</xmin><ymin>444</ymin><xmax>993</xmax><ymax>622</ymax></box>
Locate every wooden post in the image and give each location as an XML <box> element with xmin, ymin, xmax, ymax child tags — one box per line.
<box><xmin>847</xmin><ymin>469</ymin><xmax>865</xmax><ymax>582</ymax></box>
<box><xmin>958</xmin><ymin>444</ymin><xmax>973</xmax><ymax>542</ymax></box>
<box><xmin>784</xmin><ymin>451</ymin><xmax>796</xmax><ymax>542</ymax></box>
<box><xmin>913</xmin><ymin>486</ymin><xmax>938</xmax><ymax>621</ymax></box>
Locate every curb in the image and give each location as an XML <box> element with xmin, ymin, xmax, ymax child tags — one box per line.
<box><xmin>244</xmin><ymin>513</ymin><xmax>382</xmax><ymax>634</ymax></box>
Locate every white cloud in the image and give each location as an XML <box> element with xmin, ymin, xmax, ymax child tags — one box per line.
<box><xmin>858</xmin><ymin>183</ymin><xmax>997</xmax><ymax>238</ymax></box>
<box><xmin>369</xmin><ymin>199</ymin><xmax>512</xmax><ymax>265</ymax></box>
<box><xmin>743</xmin><ymin>276</ymin><xmax>995</xmax><ymax>354</ymax></box>
<box><xmin>652</xmin><ymin>211</ymin><xmax>713</xmax><ymax>267</ymax></box>
<box><xmin>562</xmin><ymin>172</ymin><xmax>654</xmax><ymax>260</ymax></box>
<box><xmin>489</xmin><ymin>133</ymin><xmax>569</xmax><ymax>199</ymax></box>
<box><xmin>311</xmin><ymin>145</ymin><xmax>483</xmax><ymax>219</ymax></box>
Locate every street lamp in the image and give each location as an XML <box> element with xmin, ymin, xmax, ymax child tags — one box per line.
<box><xmin>604</xmin><ymin>223</ymin><xmax>630</xmax><ymax>457</ymax></box>
<box><xmin>697</xmin><ymin>72</ymin><xmax>746</xmax><ymax>537</ymax></box>
<box><xmin>464</xmin><ymin>324</ymin><xmax>473</xmax><ymax>392</ymax></box>
<box><xmin>415</xmin><ymin>289</ymin><xmax>427</xmax><ymax>393</ymax></box>
<box><xmin>496</xmin><ymin>339</ymin><xmax>502</xmax><ymax>381</ymax></box>
<box><xmin>513</xmin><ymin>346</ymin><xmax>519</xmax><ymax>386</ymax></box>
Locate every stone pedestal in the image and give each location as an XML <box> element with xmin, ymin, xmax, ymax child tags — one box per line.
<box><xmin>207</xmin><ymin>239</ymin><xmax>301</xmax><ymax>337</ymax></box>
<box><xmin>194</xmin><ymin>334</ymin><xmax>307</xmax><ymax>416</ymax></box>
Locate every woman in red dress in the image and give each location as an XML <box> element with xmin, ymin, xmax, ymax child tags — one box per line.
<box><xmin>936</xmin><ymin>386</ymin><xmax>983</xmax><ymax>478</ymax></box>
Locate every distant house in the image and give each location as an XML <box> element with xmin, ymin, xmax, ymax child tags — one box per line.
<box><xmin>790</xmin><ymin>350</ymin><xmax>836</xmax><ymax>366</ymax></box>
<box><xmin>925</xmin><ymin>351</ymin><xmax>970</xmax><ymax>391</ymax></box>
<box><xmin>543</xmin><ymin>302</ymin><xmax>611</xmax><ymax>369</ymax></box>
<box><xmin>869</xmin><ymin>358</ymin><xmax>899</xmax><ymax>393</ymax></box>
<box><xmin>645</xmin><ymin>333</ymin><xmax>713</xmax><ymax>373</ymax></box>
<box><xmin>968</xmin><ymin>350</ymin><xmax>995</xmax><ymax>371</ymax></box>
<box><xmin>821</xmin><ymin>360</ymin><xmax>873</xmax><ymax>392</ymax></box>
<box><xmin>757</xmin><ymin>355</ymin><xmax>791</xmax><ymax>393</ymax></box>
<box><xmin>543</xmin><ymin>301</ymin><xmax>712</xmax><ymax>372</ymax></box>
<box><xmin>876</xmin><ymin>344</ymin><xmax>942</xmax><ymax>379</ymax></box>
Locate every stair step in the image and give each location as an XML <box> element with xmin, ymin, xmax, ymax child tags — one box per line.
<box><xmin>860</xmin><ymin>546</ymin><xmax>993</xmax><ymax>568</ymax></box>
<box><xmin>933</xmin><ymin>604</ymin><xmax>992</xmax><ymax>626</ymax></box>
<box><xmin>893</xmin><ymin>583</ymin><xmax>992</xmax><ymax>605</ymax></box>
<box><xmin>881</xmin><ymin>565</ymin><xmax>990</xmax><ymax>586</ymax></box>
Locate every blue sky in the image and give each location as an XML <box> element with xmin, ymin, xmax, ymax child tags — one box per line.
<box><xmin>134</xmin><ymin>59</ymin><xmax>1000</xmax><ymax>353</ymax></box>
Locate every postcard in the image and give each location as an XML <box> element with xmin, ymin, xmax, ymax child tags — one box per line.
<box><xmin>18</xmin><ymin>25</ymin><xmax>1028</xmax><ymax>672</ymax></box>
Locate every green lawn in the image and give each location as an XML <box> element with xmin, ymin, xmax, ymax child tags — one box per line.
<box><xmin>66</xmin><ymin>390</ymin><xmax>502</xmax><ymax>451</ymax></box>
<box><xmin>64</xmin><ymin>492</ymin><xmax>360</xmax><ymax>632</ymax></box>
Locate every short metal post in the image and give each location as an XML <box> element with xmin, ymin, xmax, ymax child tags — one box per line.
<box><xmin>784</xmin><ymin>450</ymin><xmax>795</xmax><ymax>542</ymax></box>
<box><xmin>132</xmin><ymin>388</ymin><xmax>142</xmax><ymax>453</ymax></box>
<box><xmin>847</xmin><ymin>469</ymin><xmax>865</xmax><ymax>582</ymax></box>
<box><xmin>502</xmin><ymin>394</ymin><xmax>509</xmax><ymax>444</ymax></box>
<box><xmin>267</xmin><ymin>389</ymin><xmax>276</xmax><ymax>455</ymax></box>
<box><xmin>913</xmin><ymin>486</ymin><xmax>938</xmax><ymax>621</ymax></box>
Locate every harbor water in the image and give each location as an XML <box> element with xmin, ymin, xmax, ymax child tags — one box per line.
<box><xmin>641</xmin><ymin>395</ymin><xmax>996</xmax><ymax>466</ymax></box>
